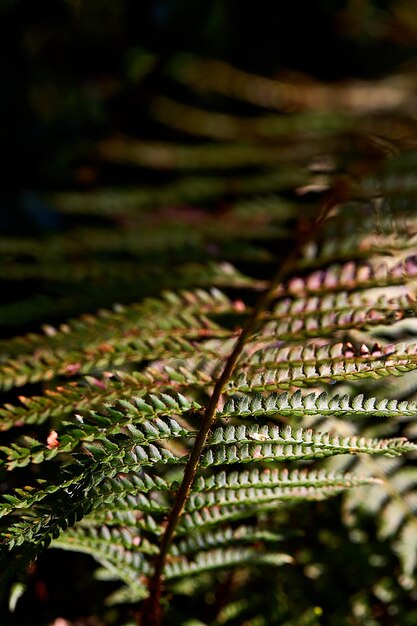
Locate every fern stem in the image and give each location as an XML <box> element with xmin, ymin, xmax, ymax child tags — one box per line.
<box><xmin>139</xmin><ymin>181</ymin><xmax>348</xmax><ymax>626</ymax></box>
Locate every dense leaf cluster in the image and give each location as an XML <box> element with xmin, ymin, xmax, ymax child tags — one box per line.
<box><xmin>2</xmin><ymin>51</ymin><xmax>417</xmax><ymax>626</ymax></box>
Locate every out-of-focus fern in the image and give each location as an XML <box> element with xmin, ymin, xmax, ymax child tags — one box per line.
<box><xmin>2</xmin><ymin>53</ymin><xmax>417</xmax><ymax>626</ymax></box>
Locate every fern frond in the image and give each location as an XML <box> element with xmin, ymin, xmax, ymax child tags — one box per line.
<box><xmin>202</xmin><ymin>424</ymin><xmax>416</xmax><ymax>466</ymax></box>
<box><xmin>164</xmin><ymin>54</ymin><xmax>413</xmax><ymax>114</ymax></box>
<box><xmin>0</xmin><ymin>282</ymin><xmax>255</xmax><ymax>391</ymax></box>
<box><xmin>0</xmin><ymin>407</ymin><xmax>191</xmax><ymax>472</ymax></box>
<box><xmin>301</xmin><ymin>223</ymin><xmax>417</xmax><ymax>271</ymax></box>
<box><xmin>7</xmin><ymin>354</ymin><xmax>416</xmax><ymax>430</ymax></box>
<box><xmin>266</xmin><ymin>292</ymin><xmax>415</xmax><ymax>340</ymax></box>
<box><xmin>164</xmin><ymin>547</ymin><xmax>293</xmax><ymax>580</ymax></box>
<box><xmin>0</xmin><ymin>333</ymin><xmax>227</xmax><ymax>392</ymax></box>
<box><xmin>3</xmin><ymin>42</ymin><xmax>417</xmax><ymax>626</ymax></box>
<box><xmin>2</xmin><ymin>378</ymin><xmax>414</xmax><ymax>582</ymax></box>
<box><xmin>175</xmin><ymin>497</ymin><xmax>331</xmax><ymax>535</ymax></box>
<box><xmin>0</xmin><ymin>411</ymin><xmax>191</xmax><ymax>526</ymax></box>
<box><xmin>395</xmin><ymin>522</ymin><xmax>417</xmax><ymax>580</ymax></box>
<box><xmin>185</xmin><ymin>478</ymin><xmax>380</xmax><ymax>513</ymax></box>
<box><xmin>170</xmin><ymin>524</ymin><xmax>283</xmax><ymax>557</ymax></box>
<box><xmin>218</xmin><ymin>391</ymin><xmax>417</xmax><ymax>421</ymax></box>
<box><xmin>80</xmin><ymin>510</ymin><xmax>163</xmax><ymax>535</ymax></box>
<box><xmin>194</xmin><ymin>467</ymin><xmax>380</xmax><ymax>492</ymax></box>
<box><xmin>278</xmin><ymin>256</ymin><xmax>417</xmax><ymax>298</ymax></box>
<box><xmin>340</xmin><ymin>455</ymin><xmax>417</xmax><ymax>578</ymax></box>
<box><xmin>96</xmin><ymin>138</ymin><xmax>318</xmax><ymax>171</ymax></box>
<box><xmin>58</xmin><ymin>525</ymin><xmax>159</xmax><ymax>555</ymax></box>
<box><xmin>48</xmin><ymin>170</ymin><xmax>306</xmax><ymax>217</ymax></box>
<box><xmin>232</xmin><ymin>341</ymin><xmax>417</xmax><ymax>391</ymax></box>
<box><xmin>0</xmin><ymin>288</ymin><xmax>234</xmax><ymax>359</ymax></box>
<box><xmin>53</xmin><ymin>530</ymin><xmax>152</xmax><ymax>595</ymax></box>
<box><xmin>55</xmin><ymin>532</ymin><xmax>290</xmax><ymax>599</ymax></box>
<box><xmin>150</xmin><ymin>95</ymin><xmax>350</xmax><ymax>142</ymax></box>
<box><xmin>0</xmin><ymin>368</ymin><xmax>208</xmax><ymax>431</ymax></box>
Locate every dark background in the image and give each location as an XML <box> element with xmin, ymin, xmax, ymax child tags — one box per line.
<box><xmin>2</xmin><ymin>0</ymin><xmax>417</xmax><ymax>195</ymax></box>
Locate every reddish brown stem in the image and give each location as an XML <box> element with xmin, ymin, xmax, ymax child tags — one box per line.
<box><xmin>139</xmin><ymin>183</ymin><xmax>347</xmax><ymax>626</ymax></box>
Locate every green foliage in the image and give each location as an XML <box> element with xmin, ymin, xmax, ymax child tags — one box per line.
<box><xmin>2</xmin><ymin>51</ymin><xmax>417</xmax><ymax>626</ymax></box>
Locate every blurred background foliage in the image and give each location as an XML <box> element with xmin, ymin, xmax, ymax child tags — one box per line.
<box><xmin>2</xmin><ymin>0</ymin><xmax>417</xmax><ymax>336</ymax></box>
<box><xmin>3</xmin><ymin>0</ymin><xmax>417</xmax><ymax>190</ymax></box>
<box><xmin>2</xmin><ymin>2</ymin><xmax>417</xmax><ymax>624</ymax></box>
